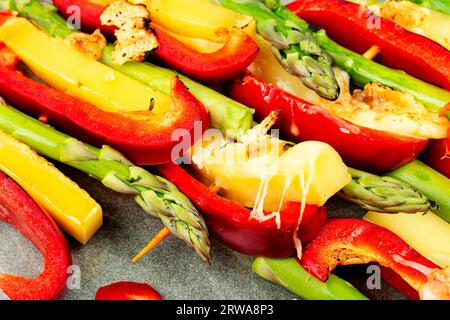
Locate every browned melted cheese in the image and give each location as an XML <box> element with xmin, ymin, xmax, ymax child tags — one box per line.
<box><xmin>65</xmin><ymin>29</ymin><xmax>107</xmax><ymax>61</ymax></box>
<box><xmin>100</xmin><ymin>0</ymin><xmax>159</xmax><ymax>65</ymax></box>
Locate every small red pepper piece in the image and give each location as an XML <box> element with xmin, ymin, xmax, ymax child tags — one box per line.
<box><xmin>300</xmin><ymin>218</ymin><xmax>442</xmax><ymax>298</ymax></box>
<box><xmin>157</xmin><ymin>162</ymin><xmax>327</xmax><ymax>258</ymax></box>
<box><xmin>0</xmin><ymin>171</ymin><xmax>71</xmax><ymax>300</ymax></box>
<box><xmin>95</xmin><ymin>282</ymin><xmax>162</xmax><ymax>300</ymax></box>
<box><xmin>228</xmin><ymin>74</ymin><xmax>428</xmax><ymax>173</ymax></box>
<box><xmin>152</xmin><ymin>25</ymin><xmax>259</xmax><ymax>83</ymax></box>
<box><xmin>53</xmin><ymin>0</ymin><xmax>259</xmax><ymax>83</ymax></box>
<box><xmin>421</xmin><ymin>126</ymin><xmax>450</xmax><ymax>178</ymax></box>
<box><xmin>421</xmin><ymin>135</ymin><xmax>450</xmax><ymax>179</ymax></box>
<box><xmin>0</xmin><ymin>64</ymin><xmax>209</xmax><ymax>165</ymax></box>
<box><xmin>287</xmin><ymin>0</ymin><xmax>450</xmax><ymax>90</ymax></box>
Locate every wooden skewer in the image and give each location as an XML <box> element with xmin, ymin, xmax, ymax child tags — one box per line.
<box><xmin>131</xmin><ymin>182</ymin><xmax>222</xmax><ymax>264</ymax></box>
<box><xmin>38</xmin><ymin>114</ymin><xmax>48</xmax><ymax>124</ymax></box>
<box><xmin>131</xmin><ymin>227</ymin><xmax>171</xmax><ymax>264</ymax></box>
<box><xmin>363</xmin><ymin>45</ymin><xmax>380</xmax><ymax>60</ymax></box>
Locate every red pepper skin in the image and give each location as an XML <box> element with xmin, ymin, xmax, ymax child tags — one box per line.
<box><xmin>229</xmin><ymin>74</ymin><xmax>428</xmax><ymax>173</ymax></box>
<box><xmin>152</xmin><ymin>25</ymin><xmax>259</xmax><ymax>83</ymax></box>
<box><xmin>0</xmin><ymin>65</ymin><xmax>209</xmax><ymax>165</ymax></box>
<box><xmin>95</xmin><ymin>282</ymin><xmax>162</xmax><ymax>300</ymax></box>
<box><xmin>53</xmin><ymin>0</ymin><xmax>259</xmax><ymax>83</ymax></box>
<box><xmin>0</xmin><ymin>172</ymin><xmax>71</xmax><ymax>300</ymax></box>
<box><xmin>300</xmin><ymin>218</ymin><xmax>439</xmax><ymax>295</ymax></box>
<box><xmin>287</xmin><ymin>0</ymin><xmax>450</xmax><ymax>90</ymax></box>
<box><xmin>421</xmin><ymin>137</ymin><xmax>450</xmax><ymax>179</ymax></box>
<box><xmin>53</xmin><ymin>0</ymin><xmax>116</xmax><ymax>38</ymax></box>
<box><xmin>381</xmin><ymin>266</ymin><xmax>420</xmax><ymax>300</ymax></box>
<box><xmin>157</xmin><ymin>163</ymin><xmax>327</xmax><ymax>258</ymax></box>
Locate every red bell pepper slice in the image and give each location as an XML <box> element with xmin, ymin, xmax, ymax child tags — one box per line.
<box><xmin>157</xmin><ymin>162</ymin><xmax>327</xmax><ymax>258</ymax></box>
<box><xmin>95</xmin><ymin>282</ymin><xmax>162</xmax><ymax>300</ymax></box>
<box><xmin>287</xmin><ymin>0</ymin><xmax>450</xmax><ymax>90</ymax></box>
<box><xmin>53</xmin><ymin>0</ymin><xmax>259</xmax><ymax>83</ymax></box>
<box><xmin>300</xmin><ymin>218</ymin><xmax>443</xmax><ymax>299</ymax></box>
<box><xmin>421</xmin><ymin>131</ymin><xmax>450</xmax><ymax>179</ymax></box>
<box><xmin>0</xmin><ymin>171</ymin><xmax>71</xmax><ymax>300</ymax></box>
<box><xmin>229</xmin><ymin>74</ymin><xmax>428</xmax><ymax>173</ymax></box>
<box><xmin>0</xmin><ymin>63</ymin><xmax>209</xmax><ymax>165</ymax></box>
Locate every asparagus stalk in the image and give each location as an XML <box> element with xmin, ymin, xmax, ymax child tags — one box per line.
<box><xmin>387</xmin><ymin>160</ymin><xmax>450</xmax><ymax>223</ymax></box>
<box><xmin>252</xmin><ymin>257</ymin><xmax>368</xmax><ymax>300</ymax></box>
<box><xmin>0</xmin><ymin>0</ymin><xmax>73</xmax><ymax>38</ymax></box>
<box><xmin>405</xmin><ymin>0</ymin><xmax>450</xmax><ymax>15</ymax></box>
<box><xmin>0</xmin><ymin>103</ymin><xmax>211</xmax><ymax>264</ymax></box>
<box><xmin>3</xmin><ymin>0</ymin><xmax>254</xmax><ymax>137</ymax></box>
<box><xmin>272</xmin><ymin>3</ymin><xmax>450</xmax><ymax>115</ymax></box>
<box><xmin>219</xmin><ymin>0</ymin><xmax>339</xmax><ymax>100</ymax></box>
<box><xmin>340</xmin><ymin>168</ymin><xmax>437</xmax><ymax>213</ymax></box>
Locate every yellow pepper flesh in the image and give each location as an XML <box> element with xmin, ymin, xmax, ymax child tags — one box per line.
<box><xmin>0</xmin><ymin>18</ymin><xmax>171</xmax><ymax>113</ymax></box>
<box><xmin>0</xmin><ymin>131</ymin><xmax>102</xmax><ymax>244</ymax></box>
<box><xmin>364</xmin><ymin>211</ymin><xmax>450</xmax><ymax>268</ymax></box>
<box><xmin>142</xmin><ymin>0</ymin><xmax>255</xmax><ymax>41</ymax></box>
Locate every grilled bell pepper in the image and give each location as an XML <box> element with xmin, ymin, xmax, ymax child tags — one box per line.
<box><xmin>157</xmin><ymin>162</ymin><xmax>327</xmax><ymax>258</ymax></box>
<box><xmin>95</xmin><ymin>282</ymin><xmax>162</xmax><ymax>300</ymax></box>
<box><xmin>0</xmin><ymin>60</ymin><xmax>209</xmax><ymax>165</ymax></box>
<box><xmin>229</xmin><ymin>74</ymin><xmax>428</xmax><ymax>172</ymax></box>
<box><xmin>0</xmin><ymin>171</ymin><xmax>71</xmax><ymax>300</ymax></box>
<box><xmin>421</xmin><ymin>137</ymin><xmax>450</xmax><ymax>179</ymax></box>
<box><xmin>0</xmin><ymin>128</ymin><xmax>102</xmax><ymax>244</ymax></box>
<box><xmin>0</xmin><ymin>17</ymin><xmax>166</xmax><ymax>113</ymax></box>
<box><xmin>364</xmin><ymin>211</ymin><xmax>450</xmax><ymax>268</ymax></box>
<box><xmin>300</xmin><ymin>218</ymin><xmax>449</xmax><ymax>299</ymax></box>
<box><xmin>141</xmin><ymin>0</ymin><xmax>254</xmax><ymax>41</ymax></box>
<box><xmin>288</xmin><ymin>0</ymin><xmax>450</xmax><ymax>91</ymax></box>
<box><xmin>52</xmin><ymin>0</ymin><xmax>259</xmax><ymax>83</ymax></box>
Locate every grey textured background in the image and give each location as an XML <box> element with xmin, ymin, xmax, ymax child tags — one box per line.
<box><xmin>0</xmin><ymin>0</ymin><xmax>405</xmax><ymax>300</ymax></box>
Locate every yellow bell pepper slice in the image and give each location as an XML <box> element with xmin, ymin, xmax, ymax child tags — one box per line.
<box><xmin>141</xmin><ymin>0</ymin><xmax>255</xmax><ymax>41</ymax></box>
<box><xmin>0</xmin><ymin>130</ymin><xmax>102</xmax><ymax>244</ymax></box>
<box><xmin>0</xmin><ymin>17</ymin><xmax>170</xmax><ymax>113</ymax></box>
<box><xmin>364</xmin><ymin>211</ymin><xmax>450</xmax><ymax>268</ymax></box>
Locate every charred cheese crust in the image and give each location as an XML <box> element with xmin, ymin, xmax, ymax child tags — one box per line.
<box><xmin>100</xmin><ymin>0</ymin><xmax>159</xmax><ymax>65</ymax></box>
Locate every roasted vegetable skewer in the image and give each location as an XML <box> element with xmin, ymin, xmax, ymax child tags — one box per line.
<box><xmin>0</xmin><ymin>103</ymin><xmax>211</xmax><ymax>264</ymax></box>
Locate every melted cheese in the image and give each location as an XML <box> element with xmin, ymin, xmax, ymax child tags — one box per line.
<box><xmin>320</xmin><ymin>68</ymin><xmax>449</xmax><ymax>139</ymax></box>
<box><xmin>370</xmin><ymin>1</ymin><xmax>450</xmax><ymax>50</ymax></box>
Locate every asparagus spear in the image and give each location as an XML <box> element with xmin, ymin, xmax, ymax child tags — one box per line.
<box><xmin>252</xmin><ymin>257</ymin><xmax>368</xmax><ymax>300</ymax></box>
<box><xmin>0</xmin><ymin>103</ymin><xmax>211</xmax><ymax>264</ymax></box>
<box><xmin>340</xmin><ymin>168</ymin><xmax>437</xmax><ymax>213</ymax></box>
<box><xmin>405</xmin><ymin>0</ymin><xmax>450</xmax><ymax>15</ymax></box>
<box><xmin>3</xmin><ymin>0</ymin><xmax>254</xmax><ymax>137</ymax></box>
<box><xmin>219</xmin><ymin>0</ymin><xmax>339</xmax><ymax>100</ymax></box>
<box><xmin>387</xmin><ymin>160</ymin><xmax>450</xmax><ymax>223</ymax></box>
<box><xmin>270</xmin><ymin>6</ymin><xmax>450</xmax><ymax>115</ymax></box>
<box><xmin>0</xmin><ymin>0</ymin><xmax>73</xmax><ymax>38</ymax></box>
